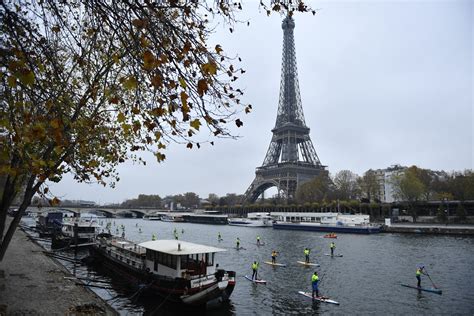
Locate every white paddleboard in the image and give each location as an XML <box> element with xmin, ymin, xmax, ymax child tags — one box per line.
<box><xmin>324</xmin><ymin>253</ymin><xmax>343</xmax><ymax>257</ymax></box>
<box><xmin>297</xmin><ymin>261</ymin><xmax>320</xmax><ymax>267</ymax></box>
<box><xmin>244</xmin><ymin>275</ymin><xmax>267</xmax><ymax>284</ymax></box>
<box><xmin>264</xmin><ymin>261</ymin><xmax>287</xmax><ymax>267</ymax></box>
<box><xmin>298</xmin><ymin>291</ymin><xmax>340</xmax><ymax>305</ymax></box>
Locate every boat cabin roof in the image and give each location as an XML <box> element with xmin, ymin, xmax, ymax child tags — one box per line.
<box><xmin>139</xmin><ymin>240</ymin><xmax>226</xmax><ymax>256</ymax></box>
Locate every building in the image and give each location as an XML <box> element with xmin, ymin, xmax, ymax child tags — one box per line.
<box><xmin>374</xmin><ymin>165</ymin><xmax>406</xmax><ymax>203</ymax></box>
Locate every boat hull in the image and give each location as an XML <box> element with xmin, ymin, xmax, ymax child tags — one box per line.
<box><xmin>273</xmin><ymin>222</ymin><xmax>381</xmax><ymax>234</ymax></box>
<box><xmin>228</xmin><ymin>219</ymin><xmax>272</xmax><ymax>227</ymax></box>
<box><xmin>183</xmin><ymin>215</ymin><xmax>228</xmax><ymax>225</ymax></box>
<box><xmin>89</xmin><ymin>245</ymin><xmax>235</xmax><ymax>305</ymax></box>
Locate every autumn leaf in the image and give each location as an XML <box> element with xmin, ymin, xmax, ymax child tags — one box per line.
<box><xmin>197</xmin><ymin>79</ymin><xmax>208</xmax><ymax>96</ymax></box>
<box><xmin>50</xmin><ymin>197</ymin><xmax>60</xmax><ymax>206</ymax></box>
<box><xmin>215</xmin><ymin>44</ymin><xmax>223</xmax><ymax>54</ymax></box>
<box><xmin>123</xmin><ymin>76</ymin><xmax>137</xmax><ymax>90</ymax></box>
<box><xmin>186</xmin><ymin>142</ymin><xmax>193</xmax><ymax>149</ymax></box>
<box><xmin>7</xmin><ymin>76</ymin><xmax>16</xmax><ymax>88</ymax></box>
<box><xmin>109</xmin><ymin>96</ymin><xmax>119</xmax><ymax>104</ymax></box>
<box><xmin>201</xmin><ymin>62</ymin><xmax>217</xmax><ymax>75</ymax></box>
<box><xmin>19</xmin><ymin>70</ymin><xmax>35</xmax><ymax>86</ymax></box>
<box><xmin>190</xmin><ymin>119</ymin><xmax>201</xmax><ymax>130</ymax></box>
<box><xmin>179</xmin><ymin>77</ymin><xmax>187</xmax><ymax>89</ymax></box>
<box><xmin>112</xmin><ymin>54</ymin><xmax>120</xmax><ymax>64</ymax></box>
<box><xmin>155</xmin><ymin>152</ymin><xmax>166</xmax><ymax>162</ymax></box>
<box><xmin>151</xmin><ymin>74</ymin><xmax>163</xmax><ymax>88</ymax></box>
<box><xmin>182</xmin><ymin>41</ymin><xmax>192</xmax><ymax>54</ymax></box>
<box><xmin>235</xmin><ymin>118</ymin><xmax>243</xmax><ymax>127</ymax></box>
<box><xmin>132</xmin><ymin>19</ymin><xmax>148</xmax><ymax>29</ymax></box>
<box><xmin>117</xmin><ymin>112</ymin><xmax>126</xmax><ymax>123</ymax></box>
<box><xmin>143</xmin><ymin>50</ymin><xmax>155</xmax><ymax>70</ymax></box>
<box><xmin>50</xmin><ymin>118</ymin><xmax>61</xmax><ymax>129</ymax></box>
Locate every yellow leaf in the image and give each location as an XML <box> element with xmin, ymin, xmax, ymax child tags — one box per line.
<box><xmin>180</xmin><ymin>91</ymin><xmax>189</xmax><ymax>113</ymax></box>
<box><xmin>190</xmin><ymin>119</ymin><xmax>201</xmax><ymax>130</ymax></box>
<box><xmin>18</xmin><ymin>70</ymin><xmax>35</xmax><ymax>86</ymax></box>
<box><xmin>50</xmin><ymin>118</ymin><xmax>61</xmax><ymax>129</ymax></box>
<box><xmin>197</xmin><ymin>79</ymin><xmax>208</xmax><ymax>96</ymax></box>
<box><xmin>201</xmin><ymin>62</ymin><xmax>217</xmax><ymax>75</ymax></box>
<box><xmin>215</xmin><ymin>45</ymin><xmax>223</xmax><ymax>54</ymax></box>
<box><xmin>117</xmin><ymin>112</ymin><xmax>125</xmax><ymax>123</ymax></box>
<box><xmin>179</xmin><ymin>77</ymin><xmax>187</xmax><ymax>89</ymax></box>
<box><xmin>123</xmin><ymin>76</ymin><xmax>137</xmax><ymax>90</ymax></box>
<box><xmin>155</xmin><ymin>132</ymin><xmax>162</xmax><ymax>140</ymax></box>
<box><xmin>112</xmin><ymin>54</ymin><xmax>120</xmax><ymax>64</ymax></box>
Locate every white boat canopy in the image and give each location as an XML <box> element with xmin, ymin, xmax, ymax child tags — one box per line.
<box><xmin>139</xmin><ymin>240</ymin><xmax>226</xmax><ymax>255</ymax></box>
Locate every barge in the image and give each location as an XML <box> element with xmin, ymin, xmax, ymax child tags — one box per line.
<box><xmin>272</xmin><ymin>212</ymin><xmax>381</xmax><ymax>234</ymax></box>
<box><xmin>90</xmin><ymin>235</ymin><xmax>236</xmax><ymax>306</ymax></box>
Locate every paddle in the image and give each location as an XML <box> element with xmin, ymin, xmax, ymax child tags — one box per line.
<box><xmin>423</xmin><ymin>268</ymin><xmax>438</xmax><ymax>289</ymax></box>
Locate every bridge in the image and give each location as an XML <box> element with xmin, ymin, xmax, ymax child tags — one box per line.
<box><xmin>24</xmin><ymin>206</ymin><xmax>165</xmax><ymax>218</ymax></box>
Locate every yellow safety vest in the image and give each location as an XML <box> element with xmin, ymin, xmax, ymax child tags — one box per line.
<box><xmin>312</xmin><ymin>274</ymin><xmax>319</xmax><ymax>283</ymax></box>
<box><xmin>252</xmin><ymin>263</ymin><xmax>258</xmax><ymax>270</ymax></box>
<box><xmin>416</xmin><ymin>269</ymin><xmax>422</xmax><ymax>276</ymax></box>
<box><xmin>304</xmin><ymin>249</ymin><xmax>310</xmax><ymax>255</ymax></box>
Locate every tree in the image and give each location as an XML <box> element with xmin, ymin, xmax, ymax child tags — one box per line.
<box><xmin>0</xmin><ymin>1</ymin><xmax>314</xmax><ymax>261</ymax></box>
<box><xmin>358</xmin><ymin>169</ymin><xmax>380</xmax><ymax>202</ymax></box>
<box><xmin>295</xmin><ymin>173</ymin><xmax>334</xmax><ymax>204</ymax></box>
<box><xmin>181</xmin><ymin>192</ymin><xmax>200</xmax><ymax>209</ymax></box>
<box><xmin>333</xmin><ymin>170</ymin><xmax>360</xmax><ymax>200</ymax></box>
<box><xmin>207</xmin><ymin>193</ymin><xmax>219</xmax><ymax>206</ymax></box>
<box><xmin>392</xmin><ymin>166</ymin><xmax>426</xmax><ymax>222</ymax></box>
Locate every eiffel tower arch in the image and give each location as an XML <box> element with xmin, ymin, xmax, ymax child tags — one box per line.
<box><xmin>244</xmin><ymin>14</ymin><xmax>327</xmax><ymax>203</ymax></box>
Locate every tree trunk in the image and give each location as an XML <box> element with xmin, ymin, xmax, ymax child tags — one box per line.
<box><xmin>0</xmin><ymin>175</ymin><xmax>20</xmax><ymax>244</ymax></box>
<box><xmin>0</xmin><ymin>176</ymin><xmax>37</xmax><ymax>261</ymax></box>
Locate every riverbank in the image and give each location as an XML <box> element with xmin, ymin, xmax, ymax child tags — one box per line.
<box><xmin>0</xmin><ymin>225</ymin><xmax>117</xmax><ymax>315</ymax></box>
<box><xmin>382</xmin><ymin>223</ymin><xmax>474</xmax><ymax>235</ymax></box>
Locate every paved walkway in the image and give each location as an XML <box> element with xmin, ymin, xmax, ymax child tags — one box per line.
<box><xmin>0</xmin><ymin>226</ymin><xmax>117</xmax><ymax>315</ymax></box>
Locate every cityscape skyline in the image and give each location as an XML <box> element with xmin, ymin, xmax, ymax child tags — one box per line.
<box><xmin>48</xmin><ymin>0</ymin><xmax>472</xmax><ymax>204</ymax></box>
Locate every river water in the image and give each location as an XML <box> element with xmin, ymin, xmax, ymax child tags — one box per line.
<box><xmin>23</xmin><ymin>217</ymin><xmax>474</xmax><ymax>315</ymax></box>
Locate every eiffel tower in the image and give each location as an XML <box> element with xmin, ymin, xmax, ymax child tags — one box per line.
<box><xmin>244</xmin><ymin>11</ymin><xmax>327</xmax><ymax>203</ymax></box>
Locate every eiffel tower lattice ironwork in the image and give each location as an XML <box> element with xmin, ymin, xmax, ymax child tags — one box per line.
<box><xmin>244</xmin><ymin>14</ymin><xmax>327</xmax><ymax>203</ymax></box>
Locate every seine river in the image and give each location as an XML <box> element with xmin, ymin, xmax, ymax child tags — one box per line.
<box><xmin>25</xmin><ymin>217</ymin><xmax>474</xmax><ymax>315</ymax></box>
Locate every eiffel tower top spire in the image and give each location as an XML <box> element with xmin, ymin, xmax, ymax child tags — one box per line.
<box><xmin>275</xmin><ymin>15</ymin><xmax>306</xmax><ymax>128</ymax></box>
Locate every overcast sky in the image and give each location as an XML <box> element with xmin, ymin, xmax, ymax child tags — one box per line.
<box><xmin>48</xmin><ymin>0</ymin><xmax>473</xmax><ymax>204</ymax></box>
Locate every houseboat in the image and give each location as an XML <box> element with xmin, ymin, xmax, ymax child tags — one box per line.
<box><xmin>228</xmin><ymin>212</ymin><xmax>273</xmax><ymax>227</ymax></box>
<box><xmin>143</xmin><ymin>213</ymin><xmax>161</xmax><ymax>220</ymax></box>
<box><xmin>161</xmin><ymin>213</ymin><xmax>185</xmax><ymax>222</ymax></box>
<box><xmin>52</xmin><ymin>217</ymin><xmax>100</xmax><ymax>248</ymax></box>
<box><xmin>90</xmin><ymin>235</ymin><xmax>236</xmax><ymax>306</ymax></box>
<box><xmin>36</xmin><ymin>212</ymin><xmax>63</xmax><ymax>237</ymax></box>
<box><xmin>183</xmin><ymin>211</ymin><xmax>228</xmax><ymax>225</ymax></box>
<box><xmin>272</xmin><ymin>212</ymin><xmax>381</xmax><ymax>234</ymax></box>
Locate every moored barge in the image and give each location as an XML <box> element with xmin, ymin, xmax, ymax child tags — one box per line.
<box><xmin>90</xmin><ymin>234</ymin><xmax>236</xmax><ymax>306</ymax></box>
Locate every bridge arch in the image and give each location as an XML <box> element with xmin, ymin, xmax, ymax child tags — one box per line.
<box><xmin>246</xmin><ymin>180</ymin><xmax>281</xmax><ymax>203</ymax></box>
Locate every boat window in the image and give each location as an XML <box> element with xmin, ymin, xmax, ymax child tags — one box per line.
<box><xmin>205</xmin><ymin>253</ymin><xmax>214</xmax><ymax>266</ymax></box>
<box><xmin>156</xmin><ymin>251</ymin><xmax>177</xmax><ymax>269</ymax></box>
